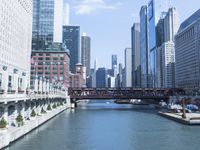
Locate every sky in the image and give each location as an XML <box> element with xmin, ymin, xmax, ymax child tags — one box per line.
<box><xmin>66</xmin><ymin>0</ymin><xmax>200</xmax><ymax>69</ymax></box>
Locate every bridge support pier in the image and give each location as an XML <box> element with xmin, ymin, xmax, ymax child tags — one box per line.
<box><xmin>70</xmin><ymin>99</ymin><xmax>77</xmax><ymax>108</ymax></box>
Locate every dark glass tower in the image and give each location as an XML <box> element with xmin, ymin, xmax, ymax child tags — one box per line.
<box><xmin>63</xmin><ymin>25</ymin><xmax>80</xmax><ymax>73</ymax></box>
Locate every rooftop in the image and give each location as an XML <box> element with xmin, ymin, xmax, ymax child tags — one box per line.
<box><xmin>178</xmin><ymin>9</ymin><xmax>200</xmax><ymax>33</ymax></box>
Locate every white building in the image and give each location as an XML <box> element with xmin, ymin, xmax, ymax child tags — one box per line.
<box><xmin>0</xmin><ymin>1</ymin><xmax>33</xmax><ymax>93</ymax></box>
<box><xmin>124</xmin><ymin>48</ymin><xmax>132</xmax><ymax>87</ymax></box>
<box><xmin>162</xmin><ymin>8</ymin><xmax>179</xmax><ymax>88</ymax></box>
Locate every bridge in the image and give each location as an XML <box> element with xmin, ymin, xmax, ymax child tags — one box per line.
<box><xmin>68</xmin><ymin>87</ymin><xmax>185</xmax><ymax>101</ymax></box>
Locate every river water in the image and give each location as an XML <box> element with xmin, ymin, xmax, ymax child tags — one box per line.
<box><xmin>3</xmin><ymin>101</ymin><xmax>200</xmax><ymax>150</ymax></box>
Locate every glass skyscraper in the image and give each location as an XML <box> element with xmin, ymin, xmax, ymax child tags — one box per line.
<box><xmin>63</xmin><ymin>26</ymin><xmax>80</xmax><ymax>73</ymax></box>
<box><xmin>32</xmin><ymin>0</ymin><xmax>63</xmax><ymax>50</ymax></box>
<box><xmin>148</xmin><ymin>0</ymin><xmax>156</xmax><ymax>87</ymax></box>
<box><xmin>140</xmin><ymin>5</ymin><xmax>150</xmax><ymax>88</ymax></box>
<box><xmin>111</xmin><ymin>55</ymin><xmax>117</xmax><ymax>77</ymax></box>
<box><xmin>131</xmin><ymin>23</ymin><xmax>141</xmax><ymax>88</ymax></box>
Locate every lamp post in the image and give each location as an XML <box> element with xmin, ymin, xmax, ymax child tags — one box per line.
<box><xmin>182</xmin><ymin>97</ymin><xmax>186</xmax><ymax>119</ymax></box>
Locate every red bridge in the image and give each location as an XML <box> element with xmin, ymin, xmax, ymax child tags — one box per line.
<box><xmin>68</xmin><ymin>87</ymin><xmax>185</xmax><ymax>101</ymax></box>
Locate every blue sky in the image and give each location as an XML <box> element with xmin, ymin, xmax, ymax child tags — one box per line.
<box><xmin>66</xmin><ymin>0</ymin><xmax>200</xmax><ymax>69</ymax></box>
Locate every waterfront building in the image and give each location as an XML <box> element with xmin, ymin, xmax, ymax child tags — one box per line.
<box><xmin>81</xmin><ymin>33</ymin><xmax>91</xmax><ymax>77</ymax></box>
<box><xmin>32</xmin><ymin>0</ymin><xmax>64</xmax><ymax>50</ymax></box>
<box><xmin>156</xmin><ymin>8</ymin><xmax>179</xmax><ymax>88</ymax></box>
<box><xmin>156</xmin><ymin>14</ymin><xmax>166</xmax><ymax>87</ymax></box>
<box><xmin>148</xmin><ymin>0</ymin><xmax>157</xmax><ymax>87</ymax></box>
<box><xmin>124</xmin><ymin>48</ymin><xmax>132</xmax><ymax>87</ymax></box>
<box><xmin>0</xmin><ymin>1</ymin><xmax>68</xmax><ymax>130</ymax></box>
<box><xmin>96</xmin><ymin>68</ymin><xmax>107</xmax><ymax>88</ymax></box>
<box><xmin>140</xmin><ymin>5</ymin><xmax>150</xmax><ymax>88</ymax></box>
<box><xmin>63</xmin><ymin>26</ymin><xmax>80</xmax><ymax>73</ymax></box>
<box><xmin>31</xmin><ymin>44</ymin><xmax>70</xmax><ymax>89</ymax></box>
<box><xmin>69</xmin><ymin>64</ymin><xmax>86</xmax><ymax>87</ymax></box>
<box><xmin>175</xmin><ymin>9</ymin><xmax>200</xmax><ymax>88</ymax></box>
<box><xmin>131</xmin><ymin>23</ymin><xmax>141</xmax><ymax>87</ymax></box>
<box><xmin>0</xmin><ymin>0</ymin><xmax>32</xmax><ymax>95</ymax></box>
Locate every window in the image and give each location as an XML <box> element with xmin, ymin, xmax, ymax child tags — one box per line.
<box><xmin>8</xmin><ymin>75</ymin><xmax>12</xmax><ymax>91</ymax></box>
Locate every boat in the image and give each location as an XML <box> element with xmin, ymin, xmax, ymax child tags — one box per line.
<box><xmin>114</xmin><ymin>99</ymin><xmax>130</xmax><ymax>104</ymax></box>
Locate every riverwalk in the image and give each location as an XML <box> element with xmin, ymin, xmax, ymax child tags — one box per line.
<box><xmin>158</xmin><ymin>111</ymin><xmax>200</xmax><ymax>125</ymax></box>
<box><xmin>0</xmin><ymin>105</ymin><xmax>68</xmax><ymax>149</ymax></box>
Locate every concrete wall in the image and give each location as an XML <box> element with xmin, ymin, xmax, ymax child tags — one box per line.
<box><xmin>0</xmin><ymin>105</ymin><xmax>68</xmax><ymax>149</ymax></box>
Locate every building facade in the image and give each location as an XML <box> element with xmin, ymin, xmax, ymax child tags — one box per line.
<box><xmin>69</xmin><ymin>64</ymin><xmax>86</xmax><ymax>87</ymax></box>
<box><xmin>81</xmin><ymin>33</ymin><xmax>91</xmax><ymax>77</ymax></box>
<box><xmin>96</xmin><ymin>68</ymin><xmax>107</xmax><ymax>88</ymax></box>
<box><xmin>63</xmin><ymin>26</ymin><xmax>80</xmax><ymax>73</ymax></box>
<box><xmin>124</xmin><ymin>48</ymin><xmax>132</xmax><ymax>87</ymax></box>
<box><xmin>111</xmin><ymin>55</ymin><xmax>117</xmax><ymax>77</ymax></box>
<box><xmin>32</xmin><ymin>0</ymin><xmax>63</xmax><ymax>50</ymax></box>
<box><xmin>140</xmin><ymin>5</ymin><xmax>150</xmax><ymax>88</ymax></box>
<box><xmin>131</xmin><ymin>23</ymin><xmax>141</xmax><ymax>88</ymax></box>
<box><xmin>31</xmin><ymin>44</ymin><xmax>70</xmax><ymax>88</ymax></box>
<box><xmin>175</xmin><ymin>9</ymin><xmax>200</xmax><ymax>88</ymax></box>
<box><xmin>0</xmin><ymin>0</ymin><xmax>32</xmax><ymax>94</ymax></box>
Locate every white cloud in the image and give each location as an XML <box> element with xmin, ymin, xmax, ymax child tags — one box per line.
<box><xmin>74</xmin><ymin>0</ymin><xmax>122</xmax><ymax>15</ymax></box>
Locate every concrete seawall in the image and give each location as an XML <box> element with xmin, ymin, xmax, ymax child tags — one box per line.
<box><xmin>0</xmin><ymin>105</ymin><xmax>68</xmax><ymax>149</ymax></box>
<box><xmin>158</xmin><ymin>111</ymin><xmax>200</xmax><ymax>125</ymax></box>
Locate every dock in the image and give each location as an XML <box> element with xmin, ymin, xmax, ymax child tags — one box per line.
<box><xmin>158</xmin><ymin>111</ymin><xmax>200</xmax><ymax>125</ymax></box>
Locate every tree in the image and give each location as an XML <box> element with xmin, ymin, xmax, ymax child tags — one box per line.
<box><xmin>0</xmin><ymin>117</ymin><xmax>7</xmax><ymax>128</ymax></box>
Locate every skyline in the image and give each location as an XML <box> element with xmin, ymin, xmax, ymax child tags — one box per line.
<box><xmin>66</xmin><ymin>0</ymin><xmax>200</xmax><ymax>68</ymax></box>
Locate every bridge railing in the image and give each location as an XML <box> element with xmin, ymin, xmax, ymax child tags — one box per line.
<box><xmin>68</xmin><ymin>87</ymin><xmax>185</xmax><ymax>100</ymax></box>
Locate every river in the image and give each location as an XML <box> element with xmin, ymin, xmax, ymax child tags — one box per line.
<box><xmin>3</xmin><ymin>101</ymin><xmax>200</xmax><ymax>150</ymax></box>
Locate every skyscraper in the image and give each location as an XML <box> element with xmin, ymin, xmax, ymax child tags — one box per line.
<box><xmin>111</xmin><ymin>55</ymin><xmax>117</xmax><ymax>77</ymax></box>
<box><xmin>124</xmin><ymin>48</ymin><xmax>132</xmax><ymax>87</ymax></box>
<box><xmin>156</xmin><ymin>13</ymin><xmax>166</xmax><ymax>87</ymax></box>
<box><xmin>32</xmin><ymin>0</ymin><xmax>64</xmax><ymax>50</ymax></box>
<box><xmin>175</xmin><ymin>9</ymin><xmax>200</xmax><ymax>88</ymax></box>
<box><xmin>96</xmin><ymin>68</ymin><xmax>107</xmax><ymax>88</ymax></box>
<box><xmin>140</xmin><ymin>5</ymin><xmax>150</xmax><ymax>88</ymax></box>
<box><xmin>156</xmin><ymin>8</ymin><xmax>179</xmax><ymax>88</ymax></box>
<box><xmin>162</xmin><ymin>8</ymin><xmax>179</xmax><ymax>88</ymax></box>
<box><xmin>0</xmin><ymin>1</ymin><xmax>32</xmax><ymax>93</ymax></box>
<box><xmin>131</xmin><ymin>23</ymin><xmax>141</xmax><ymax>87</ymax></box>
<box><xmin>63</xmin><ymin>26</ymin><xmax>80</xmax><ymax>73</ymax></box>
<box><xmin>81</xmin><ymin>33</ymin><xmax>91</xmax><ymax>77</ymax></box>
<box><xmin>148</xmin><ymin>0</ymin><xmax>157</xmax><ymax>87</ymax></box>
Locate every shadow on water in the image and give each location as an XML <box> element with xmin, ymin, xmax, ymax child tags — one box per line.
<box><xmin>76</xmin><ymin>101</ymin><xmax>157</xmax><ymax>114</ymax></box>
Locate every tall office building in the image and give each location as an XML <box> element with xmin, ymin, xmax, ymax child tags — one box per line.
<box><xmin>0</xmin><ymin>1</ymin><xmax>32</xmax><ymax>93</ymax></box>
<box><xmin>140</xmin><ymin>5</ymin><xmax>150</xmax><ymax>88</ymax></box>
<box><xmin>117</xmin><ymin>63</ymin><xmax>123</xmax><ymax>87</ymax></box>
<box><xmin>111</xmin><ymin>55</ymin><xmax>117</xmax><ymax>77</ymax></box>
<box><xmin>124</xmin><ymin>48</ymin><xmax>132</xmax><ymax>87</ymax></box>
<box><xmin>63</xmin><ymin>26</ymin><xmax>80</xmax><ymax>73</ymax></box>
<box><xmin>96</xmin><ymin>68</ymin><xmax>107</xmax><ymax>88</ymax></box>
<box><xmin>156</xmin><ymin>13</ymin><xmax>166</xmax><ymax>87</ymax></box>
<box><xmin>164</xmin><ymin>8</ymin><xmax>179</xmax><ymax>42</ymax></box>
<box><xmin>148</xmin><ymin>0</ymin><xmax>156</xmax><ymax>87</ymax></box>
<box><xmin>175</xmin><ymin>9</ymin><xmax>200</xmax><ymax>88</ymax></box>
<box><xmin>131</xmin><ymin>23</ymin><xmax>141</xmax><ymax>87</ymax></box>
<box><xmin>162</xmin><ymin>8</ymin><xmax>179</xmax><ymax>88</ymax></box>
<box><xmin>81</xmin><ymin>33</ymin><xmax>91</xmax><ymax>77</ymax></box>
<box><xmin>32</xmin><ymin>0</ymin><xmax>64</xmax><ymax>50</ymax></box>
